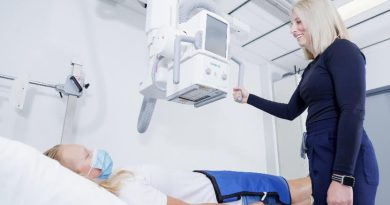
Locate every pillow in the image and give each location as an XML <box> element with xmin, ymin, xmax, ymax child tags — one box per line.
<box><xmin>0</xmin><ymin>136</ymin><xmax>127</xmax><ymax>205</ymax></box>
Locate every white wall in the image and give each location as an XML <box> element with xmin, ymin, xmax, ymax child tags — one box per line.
<box><xmin>258</xmin><ymin>63</ymin><xmax>281</xmax><ymax>175</ymax></box>
<box><xmin>0</xmin><ymin>0</ymin><xmax>267</xmax><ymax>172</ymax></box>
<box><xmin>364</xmin><ymin>40</ymin><xmax>390</xmax><ymax>90</ymax></box>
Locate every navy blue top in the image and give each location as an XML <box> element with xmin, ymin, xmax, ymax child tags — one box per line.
<box><xmin>248</xmin><ymin>39</ymin><xmax>366</xmax><ymax>176</ymax></box>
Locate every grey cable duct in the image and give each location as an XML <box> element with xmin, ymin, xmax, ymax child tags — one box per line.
<box><xmin>138</xmin><ymin>55</ymin><xmax>162</xmax><ymax>133</ymax></box>
<box><xmin>179</xmin><ymin>0</ymin><xmax>218</xmax><ymax>23</ymax></box>
<box><xmin>137</xmin><ymin>97</ymin><xmax>157</xmax><ymax>133</ymax></box>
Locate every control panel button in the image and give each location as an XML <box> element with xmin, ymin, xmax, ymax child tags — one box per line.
<box><xmin>221</xmin><ymin>73</ymin><xmax>227</xmax><ymax>80</ymax></box>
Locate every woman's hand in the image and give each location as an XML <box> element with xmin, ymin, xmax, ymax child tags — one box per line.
<box><xmin>327</xmin><ymin>181</ymin><xmax>353</xmax><ymax>205</ymax></box>
<box><xmin>233</xmin><ymin>87</ymin><xmax>249</xmax><ymax>103</ymax></box>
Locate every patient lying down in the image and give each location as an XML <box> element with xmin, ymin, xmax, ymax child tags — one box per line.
<box><xmin>44</xmin><ymin>144</ymin><xmax>312</xmax><ymax>205</ymax></box>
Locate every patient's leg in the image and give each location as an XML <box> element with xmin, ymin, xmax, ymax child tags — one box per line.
<box><xmin>292</xmin><ymin>198</ymin><xmax>311</xmax><ymax>205</ymax></box>
<box><xmin>287</xmin><ymin>177</ymin><xmax>312</xmax><ymax>205</ymax></box>
<box><xmin>248</xmin><ymin>202</ymin><xmax>264</xmax><ymax>205</ymax></box>
<box><xmin>247</xmin><ymin>177</ymin><xmax>311</xmax><ymax>205</ymax></box>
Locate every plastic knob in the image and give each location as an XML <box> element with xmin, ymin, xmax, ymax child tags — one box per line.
<box><xmin>205</xmin><ymin>68</ymin><xmax>212</xmax><ymax>75</ymax></box>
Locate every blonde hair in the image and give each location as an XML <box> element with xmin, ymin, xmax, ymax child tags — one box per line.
<box><xmin>43</xmin><ymin>145</ymin><xmax>132</xmax><ymax>196</ymax></box>
<box><xmin>292</xmin><ymin>0</ymin><xmax>349</xmax><ymax>59</ymax></box>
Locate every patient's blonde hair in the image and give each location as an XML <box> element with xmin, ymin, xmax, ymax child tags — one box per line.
<box><xmin>292</xmin><ymin>0</ymin><xmax>349</xmax><ymax>59</ymax></box>
<box><xmin>44</xmin><ymin>145</ymin><xmax>132</xmax><ymax>195</ymax></box>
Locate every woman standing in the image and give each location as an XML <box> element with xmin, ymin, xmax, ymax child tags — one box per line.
<box><xmin>233</xmin><ymin>0</ymin><xmax>379</xmax><ymax>204</ymax></box>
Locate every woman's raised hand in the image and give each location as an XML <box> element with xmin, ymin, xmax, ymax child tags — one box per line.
<box><xmin>232</xmin><ymin>87</ymin><xmax>249</xmax><ymax>104</ymax></box>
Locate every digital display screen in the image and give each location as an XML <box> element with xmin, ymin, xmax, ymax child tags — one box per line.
<box><xmin>205</xmin><ymin>15</ymin><xmax>228</xmax><ymax>58</ymax></box>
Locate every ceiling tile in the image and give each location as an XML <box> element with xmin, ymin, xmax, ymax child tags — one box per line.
<box><xmin>232</xmin><ymin>2</ymin><xmax>278</xmax><ymax>38</ymax></box>
<box><xmin>214</xmin><ymin>0</ymin><xmax>249</xmax><ymax>14</ymax></box>
<box><xmin>265</xmin><ymin>24</ymin><xmax>299</xmax><ymax>52</ymax></box>
<box><xmin>349</xmin><ymin>11</ymin><xmax>390</xmax><ymax>48</ymax></box>
<box><xmin>332</xmin><ymin>0</ymin><xmax>354</xmax><ymax>8</ymax></box>
<box><xmin>344</xmin><ymin>1</ymin><xmax>390</xmax><ymax>26</ymax></box>
<box><xmin>245</xmin><ymin>1</ymin><xmax>285</xmax><ymax>26</ymax></box>
<box><xmin>244</xmin><ymin>37</ymin><xmax>289</xmax><ymax>60</ymax></box>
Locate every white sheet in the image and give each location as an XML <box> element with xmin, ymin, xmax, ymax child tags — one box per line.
<box><xmin>0</xmin><ymin>136</ymin><xmax>127</xmax><ymax>205</ymax></box>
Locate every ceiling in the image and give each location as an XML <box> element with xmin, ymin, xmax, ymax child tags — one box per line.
<box><xmin>215</xmin><ymin>0</ymin><xmax>390</xmax><ymax>72</ymax></box>
<box><xmin>116</xmin><ymin>0</ymin><xmax>390</xmax><ymax>72</ymax></box>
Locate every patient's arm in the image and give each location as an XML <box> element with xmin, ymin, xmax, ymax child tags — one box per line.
<box><xmin>167</xmin><ymin>196</ymin><xmax>264</xmax><ymax>205</ymax></box>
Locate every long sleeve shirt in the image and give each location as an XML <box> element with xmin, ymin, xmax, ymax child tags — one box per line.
<box><xmin>248</xmin><ymin>39</ymin><xmax>366</xmax><ymax>176</ymax></box>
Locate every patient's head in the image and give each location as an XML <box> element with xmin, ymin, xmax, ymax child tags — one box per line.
<box><xmin>44</xmin><ymin>144</ymin><xmax>132</xmax><ymax>195</ymax></box>
<box><xmin>44</xmin><ymin>144</ymin><xmax>101</xmax><ymax>180</ymax></box>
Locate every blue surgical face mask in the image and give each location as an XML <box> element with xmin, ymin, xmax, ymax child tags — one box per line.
<box><xmin>87</xmin><ymin>149</ymin><xmax>113</xmax><ymax>180</ymax></box>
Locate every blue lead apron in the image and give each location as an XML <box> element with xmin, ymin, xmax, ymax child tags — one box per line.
<box><xmin>194</xmin><ymin>170</ymin><xmax>291</xmax><ymax>205</ymax></box>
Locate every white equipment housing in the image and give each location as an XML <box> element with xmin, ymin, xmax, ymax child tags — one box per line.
<box><xmin>137</xmin><ymin>0</ymin><xmax>246</xmax><ymax>133</ymax></box>
<box><xmin>166</xmin><ymin>10</ymin><xmax>230</xmax><ymax>107</ymax></box>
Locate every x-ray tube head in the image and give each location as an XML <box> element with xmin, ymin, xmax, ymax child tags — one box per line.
<box><xmin>137</xmin><ymin>0</ymin><xmax>245</xmax><ymax>133</ymax></box>
<box><xmin>166</xmin><ymin>10</ymin><xmax>230</xmax><ymax>107</ymax></box>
